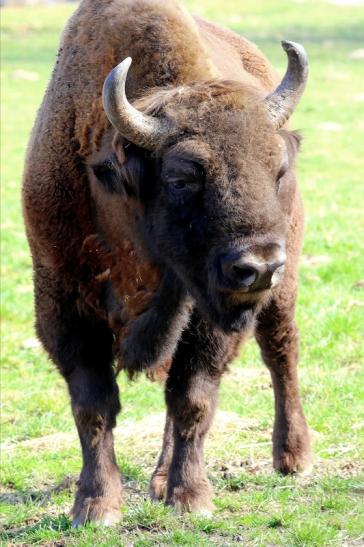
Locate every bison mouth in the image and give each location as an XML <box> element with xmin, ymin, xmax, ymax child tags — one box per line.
<box><xmin>187</xmin><ymin>280</ymin><xmax>272</xmax><ymax>334</ymax></box>
<box><xmin>161</xmin><ymin>255</ymin><xmax>275</xmax><ymax>334</ymax></box>
<box><xmin>209</xmin><ymin>289</ymin><xmax>271</xmax><ymax>333</ymax></box>
<box><xmin>168</xmin><ymin>262</ymin><xmax>274</xmax><ymax>333</ymax></box>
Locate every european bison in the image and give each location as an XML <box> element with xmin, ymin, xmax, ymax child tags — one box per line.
<box><xmin>23</xmin><ymin>0</ymin><xmax>312</xmax><ymax>525</ymax></box>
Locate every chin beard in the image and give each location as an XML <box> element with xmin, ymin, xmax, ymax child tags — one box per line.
<box><xmin>169</xmin><ymin>267</ymin><xmax>269</xmax><ymax>334</ymax></box>
<box><xmin>209</xmin><ymin>302</ymin><xmax>257</xmax><ymax>333</ymax></box>
<box><xmin>202</xmin><ymin>288</ymin><xmax>272</xmax><ymax>334</ymax></box>
<box><xmin>191</xmin><ymin>288</ymin><xmax>259</xmax><ymax>333</ymax></box>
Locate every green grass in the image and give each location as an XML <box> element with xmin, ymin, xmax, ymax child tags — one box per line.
<box><xmin>1</xmin><ymin>1</ymin><xmax>364</xmax><ymax>545</ymax></box>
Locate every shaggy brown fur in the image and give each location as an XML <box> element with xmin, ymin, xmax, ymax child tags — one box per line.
<box><xmin>23</xmin><ymin>0</ymin><xmax>312</xmax><ymax>525</ymax></box>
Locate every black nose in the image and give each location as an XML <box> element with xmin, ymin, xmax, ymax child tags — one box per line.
<box><xmin>218</xmin><ymin>249</ymin><xmax>286</xmax><ymax>291</ymax></box>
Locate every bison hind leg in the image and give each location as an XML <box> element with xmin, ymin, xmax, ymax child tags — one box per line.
<box><xmin>72</xmin><ymin>494</ymin><xmax>122</xmax><ymax>528</ymax></box>
<box><xmin>149</xmin><ymin>413</ymin><xmax>173</xmax><ymax>502</ymax></box>
<box><xmin>256</xmin><ymin>293</ymin><xmax>313</xmax><ymax>476</ymax></box>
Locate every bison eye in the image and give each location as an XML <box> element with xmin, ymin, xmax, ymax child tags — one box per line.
<box><xmin>165</xmin><ymin>177</ymin><xmax>201</xmax><ymax>198</ymax></box>
<box><xmin>162</xmin><ymin>157</ymin><xmax>204</xmax><ymax>200</ymax></box>
<box><xmin>170</xmin><ymin>179</ymin><xmax>188</xmax><ymax>190</ymax></box>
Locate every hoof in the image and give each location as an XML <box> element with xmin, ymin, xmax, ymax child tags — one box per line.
<box><xmin>273</xmin><ymin>424</ymin><xmax>313</xmax><ymax>475</ymax></box>
<box><xmin>149</xmin><ymin>472</ymin><xmax>168</xmax><ymax>501</ymax></box>
<box><xmin>273</xmin><ymin>446</ymin><xmax>313</xmax><ymax>475</ymax></box>
<box><xmin>166</xmin><ymin>482</ymin><xmax>214</xmax><ymax>514</ymax></box>
<box><xmin>71</xmin><ymin>496</ymin><xmax>121</xmax><ymax>527</ymax></box>
<box><xmin>194</xmin><ymin>506</ymin><xmax>214</xmax><ymax>518</ymax></box>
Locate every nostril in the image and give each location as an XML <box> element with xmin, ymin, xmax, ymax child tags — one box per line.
<box><xmin>232</xmin><ymin>265</ymin><xmax>257</xmax><ymax>287</ymax></box>
<box><xmin>217</xmin><ymin>247</ymin><xmax>286</xmax><ymax>292</ymax></box>
<box><xmin>269</xmin><ymin>260</ymin><xmax>286</xmax><ymax>273</ymax></box>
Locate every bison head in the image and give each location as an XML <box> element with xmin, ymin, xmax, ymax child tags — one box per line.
<box><xmin>99</xmin><ymin>41</ymin><xmax>308</xmax><ymax>333</ymax></box>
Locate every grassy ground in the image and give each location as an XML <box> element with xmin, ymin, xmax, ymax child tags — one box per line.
<box><xmin>1</xmin><ymin>1</ymin><xmax>364</xmax><ymax>545</ymax></box>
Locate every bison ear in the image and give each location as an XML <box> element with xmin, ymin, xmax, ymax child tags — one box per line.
<box><xmin>279</xmin><ymin>129</ymin><xmax>302</xmax><ymax>157</ymax></box>
<box><xmin>91</xmin><ymin>146</ymin><xmax>148</xmax><ymax>197</ymax></box>
<box><xmin>91</xmin><ymin>154</ymin><xmax>124</xmax><ymax>194</ymax></box>
<box><xmin>120</xmin><ymin>144</ymin><xmax>148</xmax><ymax>198</ymax></box>
<box><xmin>288</xmin><ymin>130</ymin><xmax>302</xmax><ymax>151</ymax></box>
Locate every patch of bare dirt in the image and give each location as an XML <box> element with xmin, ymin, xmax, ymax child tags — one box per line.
<box><xmin>325</xmin><ymin>0</ymin><xmax>364</xmax><ymax>5</ymax></box>
<box><xmin>1</xmin><ymin>410</ymin><xmax>259</xmax><ymax>452</ymax></box>
<box><xmin>3</xmin><ymin>412</ymin><xmax>364</xmax><ymax>491</ymax></box>
<box><xmin>11</xmin><ymin>69</ymin><xmax>39</xmax><ymax>81</ymax></box>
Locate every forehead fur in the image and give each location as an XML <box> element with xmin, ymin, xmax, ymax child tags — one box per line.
<box><xmin>132</xmin><ymin>80</ymin><xmax>294</xmax><ymax>237</ymax></box>
<box><xmin>135</xmin><ymin>79</ymin><xmax>265</xmax><ymax>118</ymax></box>
<box><xmin>133</xmin><ymin>80</ymin><xmax>280</xmax><ymax>165</ymax></box>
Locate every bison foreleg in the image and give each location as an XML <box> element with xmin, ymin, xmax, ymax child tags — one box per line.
<box><xmin>154</xmin><ymin>311</ymin><xmax>228</xmax><ymax>513</ymax></box>
<box><xmin>255</xmin><ymin>291</ymin><xmax>312</xmax><ymax>475</ymax></box>
<box><xmin>120</xmin><ymin>270</ymin><xmax>192</xmax><ymax>374</ymax></box>
<box><xmin>69</xmin><ymin>363</ymin><xmax>123</xmax><ymax>527</ymax></box>
<box><xmin>34</xmin><ymin>268</ymin><xmax>123</xmax><ymax>526</ymax></box>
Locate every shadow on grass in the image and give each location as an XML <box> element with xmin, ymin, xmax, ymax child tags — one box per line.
<box><xmin>0</xmin><ymin>475</ymin><xmax>75</xmax><ymax>506</ymax></box>
<box><xmin>0</xmin><ymin>514</ymin><xmax>72</xmax><ymax>542</ymax></box>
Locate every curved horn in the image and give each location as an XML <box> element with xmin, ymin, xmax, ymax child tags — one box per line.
<box><xmin>102</xmin><ymin>57</ymin><xmax>174</xmax><ymax>150</ymax></box>
<box><xmin>264</xmin><ymin>41</ymin><xmax>309</xmax><ymax>129</ymax></box>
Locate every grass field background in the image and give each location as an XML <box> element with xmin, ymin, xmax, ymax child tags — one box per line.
<box><xmin>1</xmin><ymin>1</ymin><xmax>364</xmax><ymax>545</ymax></box>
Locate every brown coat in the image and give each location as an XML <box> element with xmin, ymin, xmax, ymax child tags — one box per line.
<box><xmin>22</xmin><ymin>0</ymin><xmax>311</xmax><ymax>525</ymax></box>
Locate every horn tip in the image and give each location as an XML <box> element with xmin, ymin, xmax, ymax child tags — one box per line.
<box><xmin>110</xmin><ymin>57</ymin><xmax>133</xmax><ymax>88</ymax></box>
<box><xmin>124</xmin><ymin>56</ymin><xmax>133</xmax><ymax>66</ymax></box>
<box><xmin>102</xmin><ymin>58</ymin><xmax>133</xmax><ymax>117</ymax></box>
<box><xmin>118</xmin><ymin>57</ymin><xmax>132</xmax><ymax>71</ymax></box>
<box><xmin>281</xmin><ymin>40</ymin><xmax>308</xmax><ymax>62</ymax></box>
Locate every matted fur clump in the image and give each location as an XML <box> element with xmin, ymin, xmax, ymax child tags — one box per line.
<box><xmin>78</xmin><ymin>234</ymin><xmax>170</xmax><ymax>380</ymax></box>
